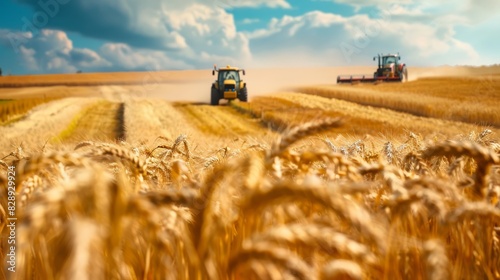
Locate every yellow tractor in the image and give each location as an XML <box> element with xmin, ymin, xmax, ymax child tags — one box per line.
<box><xmin>211</xmin><ymin>65</ymin><xmax>248</xmax><ymax>105</ymax></box>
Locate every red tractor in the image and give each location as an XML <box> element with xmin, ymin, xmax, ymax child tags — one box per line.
<box><xmin>337</xmin><ymin>53</ymin><xmax>408</xmax><ymax>84</ymax></box>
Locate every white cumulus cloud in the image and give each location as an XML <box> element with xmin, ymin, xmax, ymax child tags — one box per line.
<box><xmin>0</xmin><ymin>29</ymin><xmax>110</xmax><ymax>73</ymax></box>
<box><xmin>248</xmin><ymin>9</ymin><xmax>481</xmax><ymax>67</ymax></box>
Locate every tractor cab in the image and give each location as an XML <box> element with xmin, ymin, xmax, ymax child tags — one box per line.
<box><xmin>381</xmin><ymin>55</ymin><xmax>398</xmax><ymax>67</ymax></box>
<box><xmin>219</xmin><ymin>70</ymin><xmax>241</xmax><ymax>82</ymax></box>
<box><xmin>217</xmin><ymin>69</ymin><xmax>241</xmax><ymax>92</ymax></box>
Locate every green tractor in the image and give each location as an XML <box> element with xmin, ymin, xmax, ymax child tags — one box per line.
<box><xmin>211</xmin><ymin>65</ymin><xmax>248</xmax><ymax>105</ymax></box>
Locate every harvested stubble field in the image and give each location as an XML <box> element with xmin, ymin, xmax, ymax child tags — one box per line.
<box><xmin>1</xmin><ymin>67</ymin><xmax>500</xmax><ymax>280</ymax></box>
<box><xmin>0</xmin><ymin>71</ymin><xmax>190</xmax><ymax>88</ymax></box>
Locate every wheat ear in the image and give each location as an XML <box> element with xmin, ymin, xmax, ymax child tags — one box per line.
<box><xmin>268</xmin><ymin>118</ymin><xmax>343</xmax><ymax>160</ymax></box>
<box><xmin>229</xmin><ymin>242</ymin><xmax>313</xmax><ymax>280</ymax></box>
<box><xmin>422</xmin><ymin>140</ymin><xmax>499</xmax><ymax>200</ymax></box>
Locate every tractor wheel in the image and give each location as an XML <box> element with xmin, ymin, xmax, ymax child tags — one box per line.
<box><xmin>239</xmin><ymin>87</ymin><xmax>248</xmax><ymax>102</ymax></box>
<box><xmin>211</xmin><ymin>86</ymin><xmax>220</xmax><ymax>106</ymax></box>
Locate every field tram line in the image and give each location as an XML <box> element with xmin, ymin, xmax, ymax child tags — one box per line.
<box><xmin>56</xmin><ymin>100</ymin><xmax>127</xmax><ymax>143</ymax></box>
<box><xmin>115</xmin><ymin>102</ymin><xmax>126</xmax><ymax>141</ymax></box>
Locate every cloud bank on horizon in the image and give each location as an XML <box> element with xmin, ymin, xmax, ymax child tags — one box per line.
<box><xmin>0</xmin><ymin>0</ymin><xmax>498</xmax><ymax>74</ymax></box>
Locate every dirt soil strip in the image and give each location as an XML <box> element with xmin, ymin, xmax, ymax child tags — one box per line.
<box><xmin>271</xmin><ymin>92</ymin><xmax>499</xmax><ymax>138</ymax></box>
<box><xmin>61</xmin><ymin>100</ymin><xmax>125</xmax><ymax>143</ymax></box>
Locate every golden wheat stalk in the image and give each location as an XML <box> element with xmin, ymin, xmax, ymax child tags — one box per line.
<box><xmin>61</xmin><ymin>218</ymin><xmax>103</xmax><ymax>280</ymax></box>
<box><xmin>0</xmin><ymin>159</ymin><xmax>9</xmax><ymax>170</ymax></box>
<box><xmin>169</xmin><ymin>159</ymin><xmax>193</xmax><ymax>188</ymax></box>
<box><xmin>92</xmin><ymin>145</ymin><xmax>148</xmax><ymax>177</ymax></box>
<box><xmin>15</xmin><ymin>152</ymin><xmax>91</xmax><ymax>188</ymax></box>
<box><xmin>402</xmin><ymin>152</ymin><xmax>431</xmax><ymax>175</ymax></box>
<box><xmin>444</xmin><ymin>201</ymin><xmax>500</xmax><ymax>224</ymax></box>
<box><xmin>194</xmin><ymin>156</ymin><xmax>265</xmax><ymax>279</ymax></box>
<box><xmin>320</xmin><ymin>259</ymin><xmax>364</xmax><ymax>280</ymax></box>
<box><xmin>389</xmin><ymin>187</ymin><xmax>447</xmax><ymax>222</ymax></box>
<box><xmin>73</xmin><ymin>140</ymin><xmax>99</xmax><ymax>150</ymax></box>
<box><xmin>171</xmin><ymin>134</ymin><xmax>190</xmax><ymax>161</ymax></box>
<box><xmin>18</xmin><ymin>175</ymin><xmax>43</xmax><ymax>207</ymax></box>
<box><xmin>243</xmin><ymin>260</ymin><xmax>284</xmax><ymax>280</ymax></box>
<box><xmin>125</xmin><ymin>195</ymin><xmax>181</xmax><ymax>258</ymax></box>
<box><xmin>422</xmin><ymin>140</ymin><xmax>499</xmax><ymax>200</ymax></box>
<box><xmin>244</xmin><ymin>223</ymin><xmax>378</xmax><ymax>266</ymax></box>
<box><xmin>242</xmin><ymin>153</ymin><xmax>265</xmax><ymax>191</ymax></box>
<box><xmin>295</xmin><ymin>151</ymin><xmax>362</xmax><ymax>181</ymax></box>
<box><xmin>2</xmin><ymin>146</ymin><xmax>26</xmax><ymax>161</ymax></box>
<box><xmin>138</xmin><ymin>188</ymin><xmax>199</xmax><ymax>208</ymax></box>
<box><xmin>423</xmin><ymin>239</ymin><xmax>450</xmax><ymax>280</ymax></box>
<box><xmin>189</xmin><ymin>158</ymin><xmax>235</xmax><ymax>258</ymax></box>
<box><xmin>0</xmin><ymin>177</ymin><xmax>7</xmax><ymax>233</ymax></box>
<box><xmin>75</xmin><ymin>142</ymin><xmax>149</xmax><ymax>190</ymax></box>
<box><xmin>148</xmin><ymin>144</ymin><xmax>173</xmax><ymax>158</ymax></box>
<box><xmin>402</xmin><ymin>177</ymin><xmax>462</xmax><ymax>203</ymax></box>
<box><xmin>229</xmin><ymin>242</ymin><xmax>313</xmax><ymax>280</ymax></box>
<box><xmin>267</xmin><ymin>117</ymin><xmax>343</xmax><ymax>160</ymax></box>
<box><xmin>13</xmin><ymin>169</ymin><xmax>110</xmax><ymax>279</ymax></box>
<box><xmin>358</xmin><ymin>162</ymin><xmax>407</xmax><ymax>198</ymax></box>
<box><xmin>239</xmin><ymin>181</ymin><xmax>387</xmax><ymax>254</ymax></box>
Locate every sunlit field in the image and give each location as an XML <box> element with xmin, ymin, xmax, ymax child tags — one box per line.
<box><xmin>298</xmin><ymin>76</ymin><xmax>500</xmax><ymax>127</ymax></box>
<box><xmin>1</xmin><ymin>67</ymin><xmax>500</xmax><ymax>279</ymax></box>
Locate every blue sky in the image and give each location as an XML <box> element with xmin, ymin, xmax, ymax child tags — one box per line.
<box><xmin>0</xmin><ymin>0</ymin><xmax>499</xmax><ymax>75</ymax></box>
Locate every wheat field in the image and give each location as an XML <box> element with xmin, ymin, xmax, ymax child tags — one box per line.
<box><xmin>1</xmin><ymin>68</ymin><xmax>500</xmax><ymax>280</ymax></box>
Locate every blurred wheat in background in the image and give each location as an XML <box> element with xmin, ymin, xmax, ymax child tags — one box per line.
<box><xmin>2</xmin><ymin>116</ymin><xmax>499</xmax><ymax>280</ymax></box>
